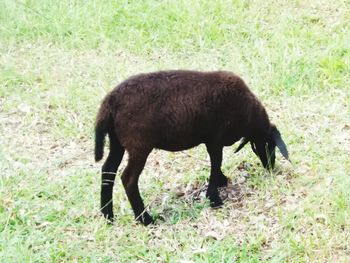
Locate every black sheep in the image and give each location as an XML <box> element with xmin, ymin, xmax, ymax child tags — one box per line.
<box><xmin>95</xmin><ymin>70</ymin><xmax>289</xmax><ymax>225</ymax></box>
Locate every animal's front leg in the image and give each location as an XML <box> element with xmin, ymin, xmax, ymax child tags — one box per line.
<box><xmin>215</xmin><ymin>171</ymin><xmax>228</xmax><ymax>187</ymax></box>
<box><xmin>205</xmin><ymin>144</ymin><xmax>225</xmax><ymax>207</ymax></box>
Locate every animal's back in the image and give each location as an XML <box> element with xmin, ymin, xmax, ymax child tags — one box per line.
<box><xmin>111</xmin><ymin>70</ymin><xmax>261</xmax><ymax>151</ymax></box>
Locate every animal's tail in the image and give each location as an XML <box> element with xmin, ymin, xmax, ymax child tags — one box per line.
<box><xmin>94</xmin><ymin>95</ymin><xmax>113</xmax><ymax>162</ymax></box>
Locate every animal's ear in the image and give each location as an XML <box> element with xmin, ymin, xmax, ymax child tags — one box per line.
<box><xmin>235</xmin><ymin>137</ymin><xmax>249</xmax><ymax>153</ymax></box>
<box><xmin>271</xmin><ymin>126</ymin><xmax>290</xmax><ymax>161</ymax></box>
<box><xmin>250</xmin><ymin>141</ymin><xmax>258</xmax><ymax>155</ymax></box>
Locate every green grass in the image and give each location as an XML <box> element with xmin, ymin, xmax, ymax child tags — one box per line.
<box><xmin>1</xmin><ymin>0</ymin><xmax>350</xmax><ymax>261</ymax></box>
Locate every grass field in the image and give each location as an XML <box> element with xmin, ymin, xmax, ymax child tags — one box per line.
<box><xmin>1</xmin><ymin>0</ymin><xmax>350</xmax><ymax>262</ymax></box>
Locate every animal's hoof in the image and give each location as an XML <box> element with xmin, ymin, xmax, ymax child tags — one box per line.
<box><xmin>106</xmin><ymin>218</ymin><xmax>114</xmax><ymax>225</ymax></box>
<box><xmin>102</xmin><ymin>212</ymin><xmax>114</xmax><ymax>224</ymax></box>
<box><xmin>209</xmin><ymin>196</ymin><xmax>223</xmax><ymax>208</ymax></box>
<box><xmin>137</xmin><ymin>212</ymin><xmax>154</xmax><ymax>226</ymax></box>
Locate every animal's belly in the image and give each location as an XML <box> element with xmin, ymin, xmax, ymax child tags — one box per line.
<box><xmin>155</xmin><ymin>141</ymin><xmax>202</xmax><ymax>152</ymax></box>
<box><xmin>154</xmin><ymin>132</ymin><xmax>204</xmax><ymax>152</ymax></box>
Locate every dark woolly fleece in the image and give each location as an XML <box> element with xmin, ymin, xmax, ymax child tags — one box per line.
<box><xmin>95</xmin><ymin>70</ymin><xmax>289</xmax><ymax>226</ymax></box>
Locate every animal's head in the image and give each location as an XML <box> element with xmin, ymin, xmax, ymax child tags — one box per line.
<box><xmin>235</xmin><ymin>125</ymin><xmax>290</xmax><ymax>169</ymax></box>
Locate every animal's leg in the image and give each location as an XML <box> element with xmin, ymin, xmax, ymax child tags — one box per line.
<box><xmin>205</xmin><ymin>144</ymin><xmax>226</xmax><ymax>207</ymax></box>
<box><xmin>101</xmin><ymin>133</ymin><xmax>125</xmax><ymax>222</ymax></box>
<box><xmin>206</xmin><ymin>144</ymin><xmax>228</xmax><ymax>187</ymax></box>
<box><xmin>216</xmin><ymin>170</ymin><xmax>228</xmax><ymax>187</ymax></box>
<box><xmin>121</xmin><ymin>149</ymin><xmax>153</xmax><ymax>226</ymax></box>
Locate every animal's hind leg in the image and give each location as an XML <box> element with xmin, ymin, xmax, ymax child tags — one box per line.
<box><xmin>121</xmin><ymin>149</ymin><xmax>153</xmax><ymax>226</ymax></box>
<box><xmin>101</xmin><ymin>133</ymin><xmax>125</xmax><ymax>222</ymax></box>
<box><xmin>205</xmin><ymin>144</ymin><xmax>227</xmax><ymax>207</ymax></box>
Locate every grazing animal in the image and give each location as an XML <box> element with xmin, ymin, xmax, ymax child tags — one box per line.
<box><xmin>95</xmin><ymin>70</ymin><xmax>289</xmax><ymax>226</ymax></box>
